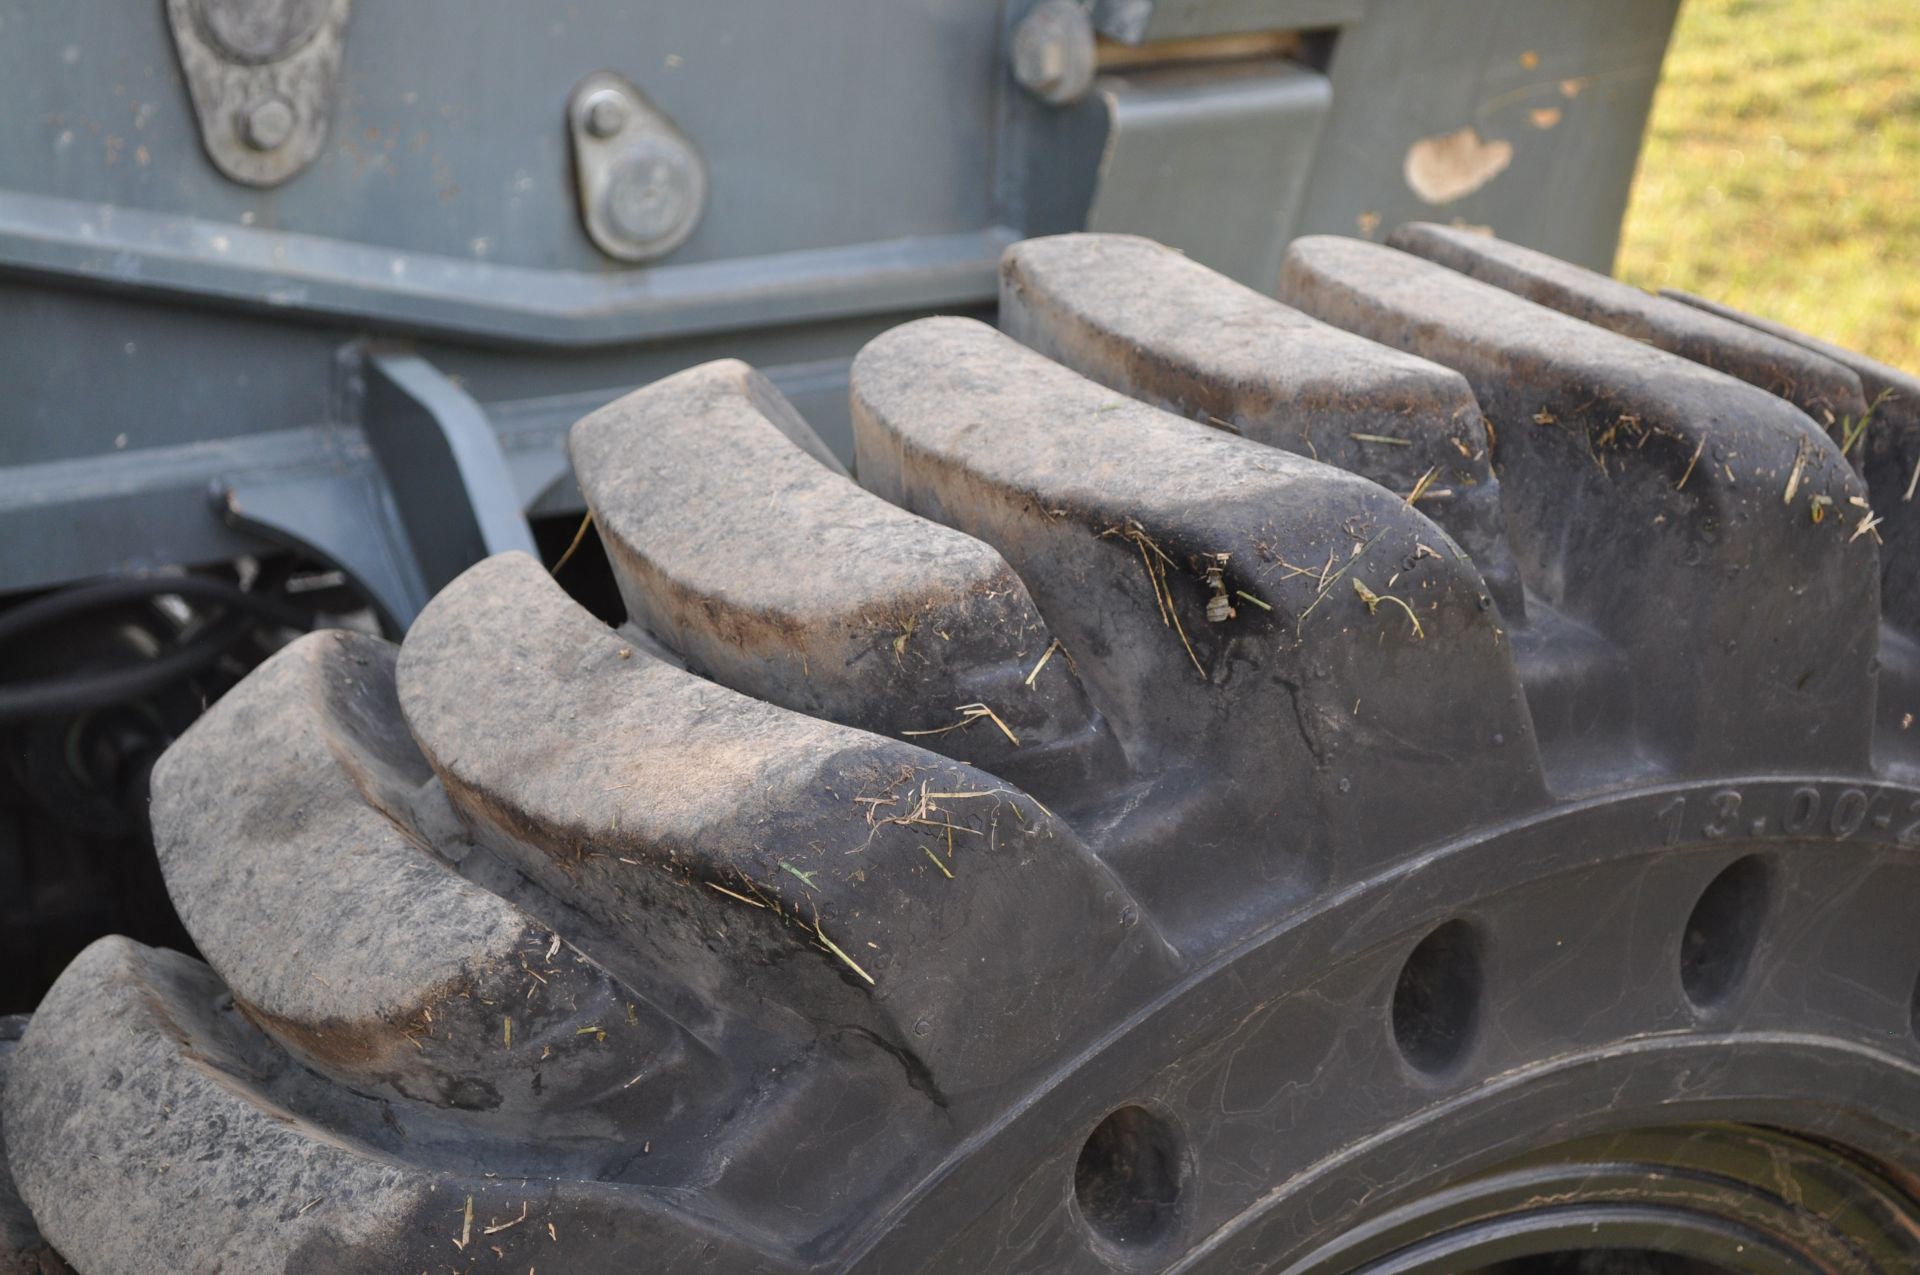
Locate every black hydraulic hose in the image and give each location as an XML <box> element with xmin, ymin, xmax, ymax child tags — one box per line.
<box><xmin>0</xmin><ymin>612</ymin><xmax>255</xmax><ymax>726</ymax></box>
<box><xmin>0</xmin><ymin>574</ymin><xmax>312</xmax><ymax>651</ymax></box>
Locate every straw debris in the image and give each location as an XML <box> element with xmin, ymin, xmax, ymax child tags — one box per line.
<box><xmin>483</xmin><ymin>1203</ymin><xmax>530</xmax><ymax>1236</ymax></box>
<box><xmin>550</xmin><ymin>512</ymin><xmax>595</xmax><ymax>577</ymax></box>
<box><xmin>1784</xmin><ymin>439</ymin><xmax>1807</xmax><ymax>505</ymax></box>
<box><xmin>1297</xmin><ymin>529</ymin><xmax>1390</xmax><ymax>628</ymax></box>
<box><xmin>1352</xmin><ymin>577</ymin><xmax>1426</xmax><ymax>640</ymax></box>
<box><xmin>1102</xmin><ymin>519</ymin><xmax>1204</xmax><ymax>676</ymax></box>
<box><xmin>1024</xmin><ymin>637</ymin><xmax>1062</xmax><ymax>686</ymax></box>
<box><xmin>1836</xmin><ymin>387</ymin><xmax>1893</xmax><ymax>457</ymax></box>
<box><xmin>1677</xmin><ymin>437</ymin><xmax>1706</xmax><ymax>491</ymax></box>
<box><xmin>902</xmin><ymin>702</ymin><xmax>1021</xmax><ymax>745</ymax></box>
<box><xmin>454</xmin><ymin>1195</ymin><xmax>474</xmax><ymax>1252</ymax></box>
<box><xmin>815</xmin><ymin>918</ymin><xmax>875</xmax><ymax>986</ymax></box>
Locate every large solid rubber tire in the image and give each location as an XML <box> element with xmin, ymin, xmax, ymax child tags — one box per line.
<box><xmin>6</xmin><ymin>229</ymin><xmax>1920</xmax><ymax>1274</ymax></box>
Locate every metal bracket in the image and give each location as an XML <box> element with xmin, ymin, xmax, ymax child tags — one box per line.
<box><xmin>356</xmin><ymin>351</ymin><xmax>539</xmax><ymax>605</ymax></box>
<box><xmin>1090</xmin><ymin>0</ymin><xmax>1366</xmax><ymax>43</ymax></box>
<box><xmin>219</xmin><ymin>350</ymin><xmax>537</xmax><ymax>632</ymax></box>
<box><xmin>220</xmin><ymin>466</ymin><xmax>429</xmax><ymax>634</ymax></box>
<box><xmin>164</xmin><ymin>0</ymin><xmax>352</xmax><ymax>188</ymax></box>
<box><xmin>1085</xmin><ymin>61</ymin><xmax>1331</xmax><ymax>290</ymax></box>
<box><xmin>569</xmin><ymin>71</ymin><xmax>708</xmax><ymax>264</ymax></box>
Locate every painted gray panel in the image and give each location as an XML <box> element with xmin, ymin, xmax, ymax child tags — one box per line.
<box><xmin>1293</xmin><ymin>0</ymin><xmax>1679</xmax><ymax>272</ymax></box>
<box><xmin>0</xmin><ymin>1</ymin><xmax>1000</xmax><ymax>269</ymax></box>
<box><xmin>1087</xmin><ymin>60</ymin><xmax>1330</xmax><ymax>290</ymax></box>
<box><xmin>0</xmin><ymin>0</ymin><xmax>1677</xmax><ymax>603</ymax></box>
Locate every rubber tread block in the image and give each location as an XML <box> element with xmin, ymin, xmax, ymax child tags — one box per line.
<box><xmin>1280</xmin><ymin>235</ymin><xmax>1876</xmax><ymax>773</ymax></box>
<box><xmin>150</xmin><ymin>630</ymin><xmax>706</xmax><ymax>1121</ymax></box>
<box><xmin>1391</xmin><ymin>222</ymin><xmax>1868</xmax><ymax>428</ymax></box>
<box><xmin>1000</xmin><ymin>232</ymin><xmax>1525</xmax><ymax>618</ymax></box>
<box><xmin>395</xmin><ymin>552</ymin><xmax>1175</xmax><ymax>1097</ymax></box>
<box><xmin>570</xmin><ymin>359</ymin><xmax>1120</xmax><ymax>805</ymax></box>
<box><xmin>850</xmin><ymin>316</ymin><xmax>1542</xmax><ymax>912</ymax></box>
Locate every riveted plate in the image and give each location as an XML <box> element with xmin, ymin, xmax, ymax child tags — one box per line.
<box><xmin>164</xmin><ymin>0</ymin><xmax>351</xmax><ymax>188</ymax></box>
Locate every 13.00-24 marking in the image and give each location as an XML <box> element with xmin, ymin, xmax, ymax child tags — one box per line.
<box><xmin>1656</xmin><ymin>783</ymin><xmax>1920</xmax><ymax>847</ymax></box>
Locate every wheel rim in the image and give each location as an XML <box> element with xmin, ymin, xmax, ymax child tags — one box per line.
<box><xmin>1288</xmin><ymin>1124</ymin><xmax>1920</xmax><ymax>1274</ymax></box>
<box><xmin>846</xmin><ymin>780</ymin><xmax>1920</xmax><ymax>1273</ymax></box>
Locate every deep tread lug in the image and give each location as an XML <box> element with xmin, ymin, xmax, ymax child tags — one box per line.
<box><xmin>850</xmin><ymin>316</ymin><xmax>1542</xmax><ymax>923</ymax></box>
<box><xmin>0</xmin><ymin>940</ymin><xmax>782</xmax><ymax>1275</ymax></box>
<box><xmin>0</xmin><ymin>1021</ymin><xmax>68</xmax><ymax>1275</ymax></box>
<box><xmin>396</xmin><ymin>552</ymin><xmax>1173</xmax><ymax>1095</ymax></box>
<box><xmin>1000</xmin><ymin>232</ymin><xmax>1526</xmax><ymax>618</ymax></box>
<box><xmin>149</xmin><ymin>630</ymin><xmax>707</xmax><ymax>1121</ymax></box>
<box><xmin>1391</xmin><ymin>222</ymin><xmax>1870</xmax><ymax>429</ymax></box>
<box><xmin>570</xmin><ymin>359</ymin><xmax>1121</xmax><ymax>805</ymax></box>
<box><xmin>1664</xmin><ymin>288</ymin><xmax>1920</xmax><ymax>636</ymax></box>
<box><xmin>1280</xmin><ymin>235</ymin><xmax>1878</xmax><ymax>773</ymax></box>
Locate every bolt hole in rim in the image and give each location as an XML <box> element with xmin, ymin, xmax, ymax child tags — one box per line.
<box><xmin>1075</xmin><ymin>1105</ymin><xmax>1188</xmax><ymax>1256</ymax></box>
<box><xmin>1328</xmin><ymin>854</ymin><xmax>1918</xmax><ymax>1272</ymax></box>
<box><xmin>890</xmin><ymin>787</ymin><xmax>1920</xmax><ymax>1275</ymax></box>
<box><xmin>1677</xmin><ymin>855</ymin><xmax>1771</xmax><ymax>1012</ymax></box>
<box><xmin>1391</xmin><ymin>919</ymin><xmax>1485</xmax><ymax>1076</ymax></box>
<box><xmin>1272</xmin><ymin>840</ymin><xmax>1919</xmax><ymax>1272</ymax></box>
<box><xmin>1329</xmin><ymin>844</ymin><xmax>1918</xmax><ymax>1274</ymax></box>
<box><xmin>1162</xmin><ymin>840</ymin><xmax>1918</xmax><ymax>1272</ymax></box>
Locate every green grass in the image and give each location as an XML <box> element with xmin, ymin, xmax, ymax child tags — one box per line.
<box><xmin>1617</xmin><ymin>0</ymin><xmax>1920</xmax><ymax>370</ymax></box>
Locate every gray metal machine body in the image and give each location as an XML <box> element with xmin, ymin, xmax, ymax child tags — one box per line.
<box><xmin>0</xmin><ymin>0</ymin><xmax>1679</xmax><ymax>627</ymax></box>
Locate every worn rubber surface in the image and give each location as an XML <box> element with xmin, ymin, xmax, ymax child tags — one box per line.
<box><xmin>6</xmin><ymin>230</ymin><xmax>1920</xmax><ymax>1273</ymax></box>
<box><xmin>0</xmin><ymin>1020</ymin><xmax>68</xmax><ymax>1275</ymax></box>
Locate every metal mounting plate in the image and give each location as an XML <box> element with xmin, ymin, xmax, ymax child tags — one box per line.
<box><xmin>164</xmin><ymin>0</ymin><xmax>351</xmax><ymax>188</ymax></box>
<box><xmin>569</xmin><ymin>71</ymin><xmax>708</xmax><ymax>265</ymax></box>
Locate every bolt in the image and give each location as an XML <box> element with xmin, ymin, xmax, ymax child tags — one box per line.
<box><xmin>238</xmin><ymin>95</ymin><xmax>296</xmax><ymax>151</ymax></box>
<box><xmin>582</xmin><ymin>89</ymin><xmax>629</xmax><ymax>139</ymax></box>
<box><xmin>600</xmin><ymin>137</ymin><xmax>698</xmax><ymax>249</ymax></box>
<box><xmin>1011</xmin><ymin>0</ymin><xmax>1096</xmax><ymax>106</ymax></box>
<box><xmin>196</xmin><ymin>0</ymin><xmax>330</xmax><ymax>65</ymax></box>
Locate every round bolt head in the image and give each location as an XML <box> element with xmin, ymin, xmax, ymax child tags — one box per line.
<box><xmin>600</xmin><ymin>138</ymin><xmax>700</xmax><ymax>249</ymax></box>
<box><xmin>239</xmin><ymin>96</ymin><xmax>297</xmax><ymax>151</ymax></box>
<box><xmin>1011</xmin><ymin>0</ymin><xmax>1096</xmax><ymax>106</ymax></box>
<box><xmin>195</xmin><ymin>0</ymin><xmax>330</xmax><ymax>65</ymax></box>
<box><xmin>583</xmin><ymin>90</ymin><xmax>629</xmax><ymax>139</ymax></box>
